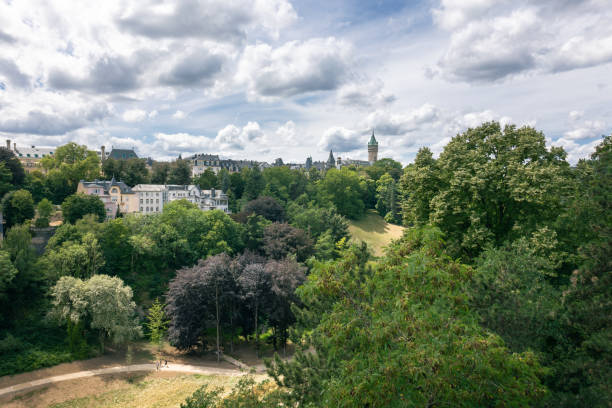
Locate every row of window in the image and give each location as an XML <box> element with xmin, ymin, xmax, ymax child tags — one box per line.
<box><xmin>140</xmin><ymin>207</ymin><xmax>160</xmax><ymax>212</ymax></box>
<box><xmin>140</xmin><ymin>198</ymin><xmax>160</xmax><ymax>204</ymax></box>
<box><xmin>18</xmin><ymin>152</ymin><xmax>53</xmax><ymax>158</ymax></box>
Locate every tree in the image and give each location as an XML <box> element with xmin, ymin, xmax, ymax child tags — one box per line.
<box><xmin>243</xmin><ymin>196</ymin><xmax>286</xmax><ymax>222</ymax></box>
<box><xmin>238</xmin><ymin>263</ymin><xmax>270</xmax><ymax>357</ymax></box>
<box><xmin>243</xmin><ymin>166</ymin><xmax>265</xmax><ymax>200</ymax></box>
<box><xmin>1</xmin><ymin>189</ymin><xmax>34</xmax><ymax>229</ymax></box>
<box><xmin>103</xmin><ymin>158</ymin><xmax>150</xmax><ymax>187</ymax></box>
<box><xmin>265</xmin><ymin>258</ymin><xmax>306</xmax><ymax>354</ymax></box>
<box><xmin>194</xmin><ymin>168</ymin><xmax>217</xmax><ymax>190</ymax></box>
<box><xmin>0</xmin><ymin>146</ymin><xmax>25</xmax><ymax>186</ymax></box>
<box><xmin>202</xmin><ymin>253</ymin><xmax>233</xmax><ymax>362</ymax></box>
<box><xmin>365</xmin><ymin>157</ymin><xmax>403</xmax><ymax>182</ymax></box>
<box><xmin>24</xmin><ymin>170</ymin><xmax>51</xmax><ymax>203</ymax></box>
<box><xmin>288</xmin><ymin>203</ymin><xmax>348</xmax><ymax>242</ymax></box>
<box><xmin>49</xmin><ymin>274</ymin><xmax>141</xmax><ymax>352</ymax></box>
<box><xmin>61</xmin><ymin>193</ymin><xmax>106</xmax><ymax>224</ymax></box>
<box><xmin>317</xmin><ymin>168</ymin><xmax>365</xmax><ymax>219</ymax></box>
<box><xmin>168</xmin><ymin>159</ymin><xmax>191</xmax><ymax>185</ymax></box>
<box><xmin>375</xmin><ymin>173</ymin><xmax>400</xmax><ymax>223</ymax></box>
<box><xmin>403</xmin><ymin>123</ymin><xmax>572</xmax><ymax>259</ymax></box>
<box><xmin>145</xmin><ymin>298</ymin><xmax>169</xmax><ymax>350</ymax></box>
<box><xmin>37</xmin><ymin>198</ymin><xmax>53</xmax><ymax>218</ymax></box>
<box><xmin>267</xmin><ymin>228</ymin><xmax>547</xmax><ymax>407</ymax></box>
<box><xmin>0</xmin><ymin>250</ymin><xmax>18</xmax><ymax>321</ymax></box>
<box><xmin>263</xmin><ymin>223</ymin><xmax>313</xmax><ymax>262</ymax></box>
<box><xmin>243</xmin><ymin>214</ymin><xmax>271</xmax><ymax>252</ymax></box>
<box><xmin>82</xmin><ymin>232</ymin><xmax>105</xmax><ymax>277</ymax></box>
<box><xmin>0</xmin><ymin>162</ymin><xmax>13</xmax><ymax>198</ymax></box>
<box><xmin>151</xmin><ymin>162</ymin><xmax>170</xmax><ymax>184</ymax></box>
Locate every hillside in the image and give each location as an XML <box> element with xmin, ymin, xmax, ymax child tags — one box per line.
<box><xmin>348</xmin><ymin>210</ymin><xmax>405</xmax><ymax>257</ymax></box>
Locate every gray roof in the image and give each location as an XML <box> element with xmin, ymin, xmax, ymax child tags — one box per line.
<box><xmin>80</xmin><ymin>178</ymin><xmax>133</xmax><ymax>194</ymax></box>
<box><xmin>109</xmin><ymin>148</ymin><xmax>138</xmax><ymax>160</ymax></box>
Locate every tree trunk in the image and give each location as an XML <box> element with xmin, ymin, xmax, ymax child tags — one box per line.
<box><xmin>216</xmin><ymin>284</ymin><xmax>220</xmax><ymax>363</ymax></box>
<box><xmin>255</xmin><ymin>301</ymin><xmax>259</xmax><ymax>358</ymax></box>
<box><xmin>229</xmin><ymin>303</ymin><xmax>234</xmax><ymax>353</ymax></box>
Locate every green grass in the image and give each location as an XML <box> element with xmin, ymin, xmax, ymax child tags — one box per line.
<box><xmin>348</xmin><ymin>210</ymin><xmax>405</xmax><ymax>257</ymax></box>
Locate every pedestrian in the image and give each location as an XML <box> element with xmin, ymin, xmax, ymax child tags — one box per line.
<box><xmin>156</xmin><ymin>360</ymin><xmax>160</xmax><ymax>371</ymax></box>
<box><xmin>164</xmin><ymin>359</ymin><xmax>168</xmax><ymax>367</ymax></box>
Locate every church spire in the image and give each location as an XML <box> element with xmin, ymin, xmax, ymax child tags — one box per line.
<box><xmin>368</xmin><ymin>130</ymin><xmax>378</xmax><ymax>146</ymax></box>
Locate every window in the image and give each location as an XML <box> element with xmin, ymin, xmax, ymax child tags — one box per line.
<box><xmin>27</xmin><ymin>154</ymin><xmax>30</xmax><ymax>157</ymax></box>
<box><xmin>156</xmin><ymin>207</ymin><xmax>159</xmax><ymax>211</ymax></box>
<box><xmin>34</xmin><ymin>154</ymin><xmax>38</xmax><ymax>158</ymax></box>
<box><xmin>140</xmin><ymin>198</ymin><xmax>143</xmax><ymax>204</ymax></box>
<box><xmin>156</xmin><ymin>199</ymin><xmax>159</xmax><ymax>204</ymax></box>
<box><xmin>140</xmin><ymin>207</ymin><xmax>143</xmax><ymax>212</ymax></box>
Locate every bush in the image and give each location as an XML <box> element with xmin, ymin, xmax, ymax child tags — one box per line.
<box><xmin>35</xmin><ymin>217</ymin><xmax>50</xmax><ymax>228</ymax></box>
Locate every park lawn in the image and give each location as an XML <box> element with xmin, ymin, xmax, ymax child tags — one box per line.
<box><xmin>45</xmin><ymin>374</ymin><xmax>264</xmax><ymax>408</ymax></box>
<box><xmin>348</xmin><ymin>210</ymin><xmax>405</xmax><ymax>257</ymax></box>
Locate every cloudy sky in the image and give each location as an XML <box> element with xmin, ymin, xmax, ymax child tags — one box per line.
<box><xmin>0</xmin><ymin>0</ymin><xmax>611</xmax><ymax>164</ymax></box>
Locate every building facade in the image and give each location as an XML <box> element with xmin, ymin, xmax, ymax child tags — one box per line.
<box><xmin>368</xmin><ymin>131</ymin><xmax>379</xmax><ymax>164</ymax></box>
<box><xmin>5</xmin><ymin>139</ymin><xmax>55</xmax><ymax>173</ymax></box>
<box><xmin>77</xmin><ymin>179</ymin><xmax>138</xmax><ymax>219</ymax></box>
<box><xmin>188</xmin><ymin>153</ymin><xmax>267</xmax><ymax>177</ymax></box>
<box><xmin>132</xmin><ymin>184</ymin><xmax>167</xmax><ymax>214</ymax></box>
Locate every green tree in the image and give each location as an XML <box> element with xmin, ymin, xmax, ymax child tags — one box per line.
<box><xmin>375</xmin><ymin>172</ymin><xmax>400</xmax><ymax>223</ymax></box>
<box><xmin>194</xmin><ymin>168</ymin><xmax>218</xmax><ymax>190</ymax></box>
<box><xmin>403</xmin><ymin>123</ymin><xmax>572</xmax><ymax>259</ymax></box>
<box><xmin>145</xmin><ymin>298</ymin><xmax>169</xmax><ymax>350</ymax></box>
<box><xmin>0</xmin><ymin>162</ymin><xmax>13</xmax><ymax>198</ymax></box>
<box><xmin>24</xmin><ymin>170</ymin><xmax>51</xmax><ymax>203</ymax></box>
<box><xmin>49</xmin><ymin>274</ymin><xmax>141</xmax><ymax>352</ymax></box>
<box><xmin>267</xmin><ymin>229</ymin><xmax>547</xmax><ymax>407</ymax></box>
<box><xmin>61</xmin><ymin>193</ymin><xmax>106</xmax><ymax>224</ymax></box>
<box><xmin>399</xmin><ymin>147</ymin><xmax>442</xmax><ymax>227</ymax></box>
<box><xmin>1</xmin><ymin>189</ymin><xmax>35</xmax><ymax>229</ymax></box>
<box><xmin>317</xmin><ymin>168</ymin><xmax>365</xmax><ymax>219</ymax></box>
<box><xmin>243</xmin><ymin>166</ymin><xmax>265</xmax><ymax>200</ymax></box>
<box><xmin>37</xmin><ymin>198</ymin><xmax>54</xmax><ymax>218</ymax></box>
<box><xmin>168</xmin><ymin>159</ymin><xmax>192</xmax><ymax>185</ymax></box>
<box><xmin>365</xmin><ymin>157</ymin><xmax>403</xmax><ymax>182</ymax></box>
<box><xmin>151</xmin><ymin>161</ymin><xmax>170</xmax><ymax>184</ymax></box>
<box><xmin>0</xmin><ymin>146</ymin><xmax>25</xmax><ymax>186</ymax></box>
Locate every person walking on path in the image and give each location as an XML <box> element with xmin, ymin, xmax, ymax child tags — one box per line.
<box><xmin>155</xmin><ymin>361</ymin><xmax>160</xmax><ymax>371</ymax></box>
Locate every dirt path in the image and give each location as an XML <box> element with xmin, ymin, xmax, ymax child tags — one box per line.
<box><xmin>0</xmin><ymin>363</ymin><xmax>244</xmax><ymax>399</ymax></box>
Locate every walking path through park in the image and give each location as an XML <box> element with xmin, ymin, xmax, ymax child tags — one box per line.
<box><xmin>0</xmin><ymin>362</ymin><xmax>245</xmax><ymax>398</ymax></box>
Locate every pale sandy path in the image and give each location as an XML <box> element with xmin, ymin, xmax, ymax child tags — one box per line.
<box><xmin>0</xmin><ymin>363</ymin><xmax>244</xmax><ymax>398</ymax></box>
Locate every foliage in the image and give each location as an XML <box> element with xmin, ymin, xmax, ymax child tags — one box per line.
<box><xmin>61</xmin><ymin>192</ymin><xmax>106</xmax><ymax>223</ymax></box>
<box><xmin>49</xmin><ymin>274</ymin><xmax>141</xmax><ymax>351</ymax></box>
<box><xmin>194</xmin><ymin>168</ymin><xmax>218</xmax><ymax>190</ymax></box>
<box><xmin>168</xmin><ymin>158</ymin><xmax>192</xmax><ymax>185</ymax></box>
<box><xmin>263</xmin><ymin>223</ymin><xmax>313</xmax><ymax>262</ymax></box>
<box><xmin>243</xmin><ymin>196</ymin><xmax>286</xmax><ymax>222</ymax></box>
<box><xmin>243</xmin><ymin>166</ymin><xmax>265</xmax><ymax>200</ymax></box>
<box><xmin>317</xmin><ymin>168</ymin><xmax>365</xmax><ymax>219</ymax></box>
<box><xmin>0</xmin><ymin>146</ymin><xmax>25</xmax><ymax>186</ymax></box>
<box><xmin>365</xmin><ymin>157</ymin><xmax>403</xmax><ymax>182</ymax></box>
<box><xmin>1</xmin><ymin>189</ymin><xmax>35</xmax><ymax>229</ymax></box>
<box><xmin>267</xmin><ymin>228</ymin><xmax>547</xmax><ymax>407</ymax></box>
<box><xmin>181</xmin><ymin>377</ymin><xmax>283</xmax><ymax>408</ymax></box>
<box><xmin>262</xmin><ymin>166</ymin><xmax>307</xmax><ymax>202</ymax></box>
<box><xmin>0</xmin><ymin>162</ymin><xmax>13</xmax><ymax>198</ymax></box>
<box><xmin>287</xmin><ymin>200</ymin><xmax>349</xmax><ymax>242</ymax></box>
<box><xmin>145</xmin><ymin>298</ymin><xmax>169</xmax><ymax>350</ymax></box>
<box><xmin>375</xmin><ymin>172</ymin><xmax>400</xmax><ymax>223</ymax></box>
<box><xmin>102</xmin><ymin>158</ymin><xmax>150</xmax><ymax>186</ymax></box>
<box><xmin>151</xmin><ymin>161</ymin><xmax>170</xmax><ymax>184</ymax></box>
<box><xmin>400</xmin><ymin>123</ymin><xmax>572</xmax><ymax>260</ymax></box>
<box><xmin>37</xmin><ymin>197</ymin><xmax>54</xmax><ymax>218</ymax></box>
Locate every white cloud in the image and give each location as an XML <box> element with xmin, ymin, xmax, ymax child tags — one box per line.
<box><xmin>362</xmin><ymin>103</ymin><xmax>441</xmax><ymax>135</ymax></box>
<box><xmin>237</xmin><ymin>37</ymin><xmax>353</xmax><ymax>100</ymax></box>
<box><xmin>275</xmin><ymin>120</ymin><xmax>297</xmax><ymax>142</ymax></box>
<box><xmin>122</xmin><ymin>108</ymin><xmax>147</xmax><ymax>122</ymax></box>
<box><xmin>337</xmin><ymin>80</ymin><xmax>396</xmax><ymax>108</ymax></box>
<box><xmin>431</xmin><ymin>1</ymin><xmax>612</xmax><ymax>82</ymax></box>
<box><xmin>318</xmin><ymin>126</ymin><xmax>361</xmax><ymax>152</ymax></box>
<box><xmin>148</xmin><ymin>110</ymin><xmax>158</xmax><ymax>118</ymax></box>
<box><xmin>564</xmin><ymin>119</ymin><xmax>606</xmax><ymax>141</ymax></box>
<box><xmin>172</xmin><ymin>110</ymin><xmax>186</xmax><ymax>119</ymax></box>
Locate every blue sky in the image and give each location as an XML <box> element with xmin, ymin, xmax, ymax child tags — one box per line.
<box><xmin>0</xmin><ymin>0</ymin><xmax>610</xmax><ymax>164</ymax></box>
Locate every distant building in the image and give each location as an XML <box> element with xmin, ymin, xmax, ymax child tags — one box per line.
<box><xmin>368</xmin><ymin>130</ymin><xmax>378</xmax><ymax>164</ymax></box>
<box><xmin>132</xmin><ymin>184</ymin><xmax>229</xmax><ymax>214</ymax></box>
<box><xmin>108</xmin><ymin>148</ymin><xmax>138</xmax><ymax>160</ymax></box>
<box><xmin>77</xmin><ymin>178</ymin><xmax>138</xmax><ymax>219</ymax></box>
<box><xmin>305</xmin><ymin>156</ymin><xmax>313</xmax><ymax>170</ymax></box>
<box><xmin>326</xmin><ymin>150</ymin><xmax>336</xmax><ymax>170</ymax></box>
<box><xmin>5</xmin><ymin>139</ymin><xmax>55</xmax><ymax>173</ymax></box>
<box><xmin>188</xmin><ymin>153</ymin><xmax>266</xmax><ymax>177</ymax></box>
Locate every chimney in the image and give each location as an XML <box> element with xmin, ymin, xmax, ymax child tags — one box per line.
<box><xmin>5</xmin><ymin>139</ymin><xmax>9</xmax><ymax>150</ymax></box>
<box><xmin>101</xmin><ymin>145</ymin><xmax>106</xmax><ymax>161</ymax></box>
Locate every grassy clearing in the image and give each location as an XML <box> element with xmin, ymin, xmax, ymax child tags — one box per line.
<box><xmin>46</xmin><ymin>374</ymin><xmax>259</xmax><ymax>408</ymax></box>
<box><xmin>348</xmin><ymin>210</ymin><xmax>404</xmax><ymax>257</ymax></box>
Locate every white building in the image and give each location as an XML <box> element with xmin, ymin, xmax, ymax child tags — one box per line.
<box><xmin>132</xmin><ymin>184</ymin><xmax>229</xmax><ymax>214</ymax></box>
<box><xmin>132</xmin><ymin>184</ymin><xmax>167</xmax><ymax>214</ymax></box>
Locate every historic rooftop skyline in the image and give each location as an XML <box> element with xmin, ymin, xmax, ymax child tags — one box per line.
<box><xmin>0</xmin><ymin>0</ymin><xmax>610</xmax><ymax>164</ymax></box>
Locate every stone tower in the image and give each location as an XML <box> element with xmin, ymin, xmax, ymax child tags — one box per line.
<box><xmin>368</xmin><ymin>130</ymin><xmax>378</xmax><ymax>164</ymax></box>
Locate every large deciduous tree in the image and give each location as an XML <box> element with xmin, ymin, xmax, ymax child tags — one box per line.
<box><xmin>238</xmin><ymin>263</ymin><xmax>270</xmax><ymax>357</ymax></box>
<box><xmin>0</xmin><ymin>147</ymin><xmax>25</xmax><ymax>186</ymax></box>
<box><xmin>401</xmin><ymin>123</ymin><xmax>572</xmax><ymax>259</ymax></box>
<box><xmin>243</xmin><ymin>196</ymin><xmax>286</xmax><ymax>222</ymax></box>
<box><xmin>49</xmin><ymin>274</ymin><xmax>141</xmax><ymax>352</ymax></box>
<box><xmin>61</xmin><ymin>193</ymin><xmax>106</xmax><ymax>224</ymax></box>
<box><xmin>263</xmin><ymin>223</ymin><xmax>313</xmax><ymax>262</ymax></box>
<box><xmin>317</xmin><ymin>168</ymin><xmax>365</xmax><ymax>219</ymax></box>
<box><xmin>1</xmin><ymin>189</ymin><xmax>34</xmax><ymax>229</ymax></box>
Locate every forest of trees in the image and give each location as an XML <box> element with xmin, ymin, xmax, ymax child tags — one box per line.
<box><xmin>0</xmin><ymin>122</ymin><xmax>610</xmax><ymax>407</ymax></box>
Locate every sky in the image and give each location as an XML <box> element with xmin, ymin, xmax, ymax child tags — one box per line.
<box><xmin>0</xmin><ymin>0</ymin><xmax>611</xmax><ymax>165</ymax></box>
